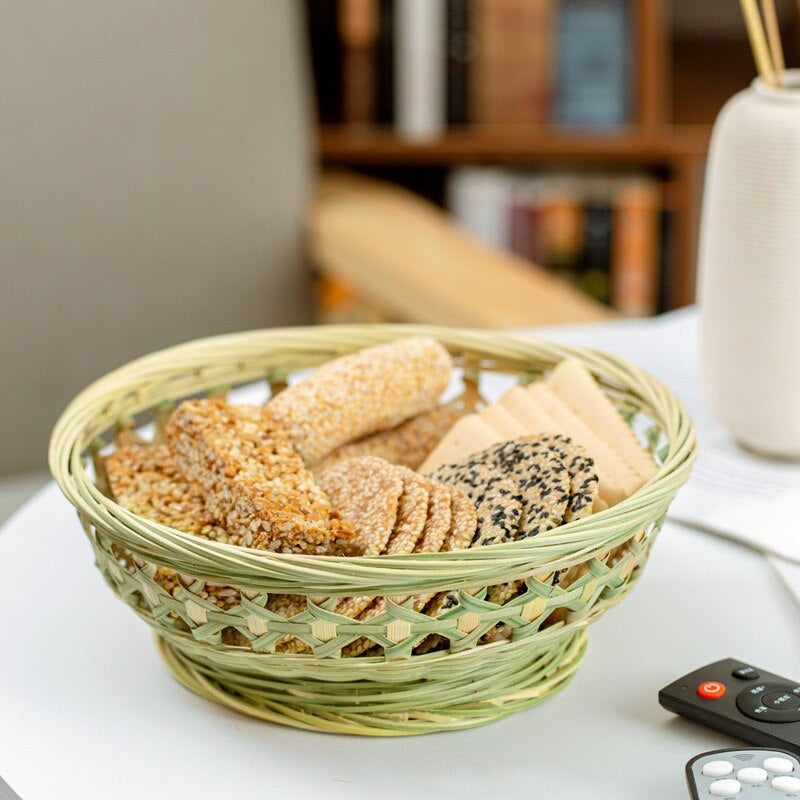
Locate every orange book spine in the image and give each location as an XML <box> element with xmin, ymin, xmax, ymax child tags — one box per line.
<box><xmin>339</xmin><ymin>0</ymin><xmax>379</xmax><ymax>125</ymax></box>
<box><xmin>471</xmin><ymin>0</ymin><xmax>553</xmax><ymax>124</ymax></box>
<box><xmin>610</xmin><ymin>180</ymin><xmax>662</xmax><ymax>316</ymax></box>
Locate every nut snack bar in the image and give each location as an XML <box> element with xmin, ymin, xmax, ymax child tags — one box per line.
<box><xmin>165</xmin><ymin>399</ymin><xmax>354</xmax><ymax>555</ymax></box>
<box><xmin>268</xmin><ymin>336</ymin><xmax>452</xmax><ymax>463</ymax></box>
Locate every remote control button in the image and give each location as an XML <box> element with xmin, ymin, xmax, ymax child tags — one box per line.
<box><xmin>737</xmin><ymin>767</ymin><xmax>767</xmax><ymax>783</ymax></box>
<box><xmin>703</xmin><ymin>761</ymin><xmax>734</xmax><ymax>777</ymax></box>
<box><xmin>762</xmin><ymin>691</ymin><xmax>800</xmax><ymax>711</ymax></box>
<box><xmin>765</xmin><ymin>757</ymin><xmax>795</xmax><ymax>774</ymax></box>
<box><xmin>737</xmin><ymin>683</ymin><xmax>800</xmax><ymax>723</ymax></box>
<box><xmin>732</xmin><ymin>666</ymin><xmax>760</xmax><ymax>680</ymax></box>
<box><xmin>698</xmin><ymin>681</ymin><xmax>727</xmax><ymax>699</ymax></box>
<box><xmin>709</xmin><ymin>778</ymin><xmax>741</xmax><ymax>797</ymax></box>
<box><xmin>771</xmin><ymin>775</ymin><xmax>800</xmax><ymax>793</ymax></box>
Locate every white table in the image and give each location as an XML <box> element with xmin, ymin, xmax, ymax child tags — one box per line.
<box><xmin>2</xmin><ymin>312</ymin><xmax>799</xmax><ymax>800</ymax></box>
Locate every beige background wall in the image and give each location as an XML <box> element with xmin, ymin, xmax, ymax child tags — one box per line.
<box><xmin>1</xmin><ymin>1</ymin><xmax>313</xmax><ymax>474</ymax></box>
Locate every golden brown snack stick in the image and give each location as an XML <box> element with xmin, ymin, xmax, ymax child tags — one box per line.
<box><xmin>268</xmin><ymin>336</ymin><xmax>452</xmax><ymax>463</ymax></box>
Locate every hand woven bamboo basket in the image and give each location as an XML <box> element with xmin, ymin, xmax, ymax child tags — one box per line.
<box><xmin>49</xmin><ymin>325</ymin><xmax>695</xmax><ymax>736</ymax></box>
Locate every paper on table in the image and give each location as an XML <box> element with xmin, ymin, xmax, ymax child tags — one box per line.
<box><xmin>653</xmin><ymin>338</ymin><xmax>800</xmax><ymax>566</ymax></box>
<box><xmin>769</xmin><ymin>556</ymin><xmax>800</xmax><ymax>613</ymax></box>
<box><xmin>518</xmin><ymin>308</ymin><xmax>800</xmax><ymax>566</ymax></box>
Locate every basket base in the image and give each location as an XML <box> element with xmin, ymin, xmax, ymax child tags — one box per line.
<box><xmin>156</xmin><ymin>628</ymin><xmax>588</xmax><ymax>736</ymax></box>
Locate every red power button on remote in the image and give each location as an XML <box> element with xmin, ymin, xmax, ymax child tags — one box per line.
<box><xmin>697</xmin><ymin>681</ymin><xmax>727</xmax><ymax>699</ymax></box>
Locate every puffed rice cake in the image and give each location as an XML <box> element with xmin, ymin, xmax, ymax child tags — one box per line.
<box><xmin>267</xmin><ymin>336</ymin><xmax>452</xmax><ymax>463</ymax></box>
<box><xmin>315</xmin><ymin>455</ymin><xmax>404</xmax><ymax>556</ymax></box>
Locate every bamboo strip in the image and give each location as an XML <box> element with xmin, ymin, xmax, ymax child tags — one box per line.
<box><xmin>761</xmin><ymin>0</ymin><xmax>785</xmax><ymax>84</ymax></box>
<box><xmin>741</xmin><ymin>0</ymin><xmax>778</xmax><ymax>86</ymax></box>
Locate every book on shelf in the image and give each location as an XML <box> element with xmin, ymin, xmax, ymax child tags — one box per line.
<box><xmin>306</xmin><ymin>1</ymin><xmax>343</xmax><ymax>124</ymax></box>
<box><xmin>656</xmin><ymin>208</ymin><xmax>675</xmax><ymax>314</ymax></box>
<box><xmin>447</xmin><ymin>167</ymin><xmax>663</xmax><ymax>315</ymax></box>
<box><xmin>553</xmin><ymin>0</ymin><xmax>632</xmax><ymax>128</ymax></box>
<box><xmin>610</xmin><ymin>179</ymin><xmax>662</xmax><ymax>316</ymax></box>
<box><xmin>446</xmin><ymin>166</ymin><xmax>512</xmax><ymax>251</ymax></box>
<box><xmin>375</xmin><ymin>0</ymin><xmax>395</xmax><ymax>124</ymax></box>
<box><xmin>306</xmin><ymin>0</ymin><xmax>634</xmax><ymax>135</ymax></box>
<box><xmin>339</xmin><ymin>0</ymin><xmax>379</xmax><ymax>125</ymax></box>
<box><xmin>446</xmin><ymin>0</ymin><xmax>471</xmax><ymax>125</ymax></box>
<box><xmin>571</xmin><ymin>193</ymin><xmax>613</xmax><ymax>305</ymax></box>
<box><xmin>471</xmin><ymin>0</ymin><xmax>552</xmax><ymax>125</ymax></box>
<box><xmin>394</xmin><ymin>0</ymin><xmax>447</xmax><ymax>141</ymax></box>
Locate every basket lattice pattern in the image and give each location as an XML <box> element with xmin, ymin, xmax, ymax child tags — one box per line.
<box><xmin>50</xmin><ymin>325</ymin><xmax>695</xmax><ymax>735</ymax></box>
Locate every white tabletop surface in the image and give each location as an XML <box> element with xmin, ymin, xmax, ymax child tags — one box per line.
<box><xmin>3</xmin><ymin>311</ymin><xmax>799</xmax><ymax>799</ymax></box>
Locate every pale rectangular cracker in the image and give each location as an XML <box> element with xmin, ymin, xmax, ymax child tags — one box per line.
<box><xmin>499</xmin><ymin>385</ymin><xmax>561</xmax><ymax>434</ymax></box>
<box><xmin>525</xmin><ymin>383</ymin><xmax>641</xmax><ymax>499</ymax></box>
<box><xmin>418</xmin><ymin>413</ymin><xmax>500</xmax><ymax>473</ymax></box>
<box><xmin>545</xmin><ymin>358</ymin><xmax>657</xmax><ymax>482</ymax></box>
<box><xmin>498</xmin><ymin>386</ymin><xmax>628</xmax><ymax>506</ymax></box>
<box><xmin>479</xmin><ymin>403</ymin><xmax>528</xmax><ymax>438</ymax></box>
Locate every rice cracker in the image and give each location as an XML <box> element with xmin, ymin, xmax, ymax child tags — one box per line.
<box><xmin>268</xmin><ymin>336</ymin><xmax>452</xmax><ymax>463</ymax></box>
<box><xmin>316</xmin><ymin>455</ymin><xmax>403</xmax><ymax>556</ymax></box>
<box><xmin>312</xmin><ymin>405</ymin><xmax>461</xmax><ymax>472</ymax></box>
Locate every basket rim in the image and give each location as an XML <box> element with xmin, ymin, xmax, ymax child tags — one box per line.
<box><xmin>49</xmin><ymin>323</ymin><xmax>696</xmax><ymax>594</ymax></box>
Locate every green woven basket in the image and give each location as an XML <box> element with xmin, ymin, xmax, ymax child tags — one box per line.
<box><xmin>49</xmin><ymin>324</ymin><xmax>696</xmax><ymax>736</ymax></box>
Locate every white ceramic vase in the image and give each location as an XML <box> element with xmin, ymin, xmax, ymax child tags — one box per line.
<box><xmin>699</xmin><ymin>70</ymin><xmax>800</xmax><ymax>459</ymax></box>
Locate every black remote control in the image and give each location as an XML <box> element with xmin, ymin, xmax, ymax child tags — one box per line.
<box><xmin>659</xmin><ymin>658</ymin><xmax>800</xmax><ymax>754</ymax></box>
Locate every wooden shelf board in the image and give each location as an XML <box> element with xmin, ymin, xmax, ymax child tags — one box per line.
<box><xmin>317</xmin><ymin>124</ymin><xmax>711</xmax><ymax>166</ymax></box>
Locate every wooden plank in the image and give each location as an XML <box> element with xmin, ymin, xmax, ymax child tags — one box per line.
<box><xmin>309</xmin><ymin>171</ymin><xmax>615</xmax><ymax>327</ymax></box>
<box><xmin>317</xmin><ymin>124</ymin><xmax>711</xmax><ymax>165</ymax></box>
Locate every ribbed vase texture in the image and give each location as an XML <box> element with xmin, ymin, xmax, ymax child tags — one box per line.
<box><xmin>699</xmin><ymin>72</ymin><xmax>800</xmax><ymax>458</ymax></box>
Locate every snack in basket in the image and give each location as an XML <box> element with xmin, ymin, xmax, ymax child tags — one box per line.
<box><xmin>310</xmin><ymin>404</ymin><xmax>461</xmax><ymax>472</ymax></box>
<box><xmin>315</xmin><ymin>455</ymin><xmax>404</xmax><ymax>556</ymax></box>
<box><xmin>417</xmin><ymin>414</ymin><xmax>500</xmax><ymax>473</ymax></box>
<box><xmin>546</xmin><ymin>358</ymin><xmax>657</xmax><ymax>481</ymax></box>
<box><xmin>104</xmin><ymin>443</ymin><xmax>228</xmax><ymax>541</ymax></box>
<box><xmin>415</xmin><ymin>480</ymin><xmax>452</xmax><ymax>553</ymax></box>
<box><xmin>165</xmin><ymin>399</ymin><xmax>354</xmax><ymax>555</ymax></box>
<box><xmin>428</xmin><ymin>436</ymin><xmax>587</xmax><ymax>544</ymax></box>
<box><xmin>418</xmin><ymin>434</ymin><xmax>600</xmax><ymax>650</ymax></box>
<box><xmin>444</xmin><ymin>487</ymin><xmax>479</xmax><ymax>551</ymax></box>
<box><xmin>342</xmin><ymin>482</ymin><xmax>477</xmax><ymax>657</ymax></box>
<box><xmin>419</xmin><ymin>357</ymin><xmax>656</xmax><ymax>507</ymax></box>
<box><xmin>268</xmin><ymin>336</ymin><xmax>452</xmax><ymax>463</ymax></box>
<box><xmin>384</xmin><ymin>469</ymin><xmax>430</xmax><ymax>554</ymax></box>
<box><xmin>272</xmin><ymin>455</ymin><xmax>476</xmax><ymax>655</ymax></box>
<box><xmin>103</xmin><ymin>443</ymin><xmax>245</xmax><ymax>611</ymax></box>
<box><xmin>101</xmin><ymin>340</ymin><xmax>642</xmax><ymax>658</ymax></box>
<box><xmin>429</xmin><ymin>458</ymin><xmax>522</xmax><ymax>546</ymax></box>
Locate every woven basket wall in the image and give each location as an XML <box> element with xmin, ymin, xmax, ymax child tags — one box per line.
<box><xmin>49</xmin><ymin>325</ymin><xmax>696</xmax><ymax>736</ymax></box>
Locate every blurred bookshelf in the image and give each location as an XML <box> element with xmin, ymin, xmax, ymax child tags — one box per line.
<box><xmin>309</xmin><ymin>0</ymin><xmax>800</xmax><ymax>316</ymax></box>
